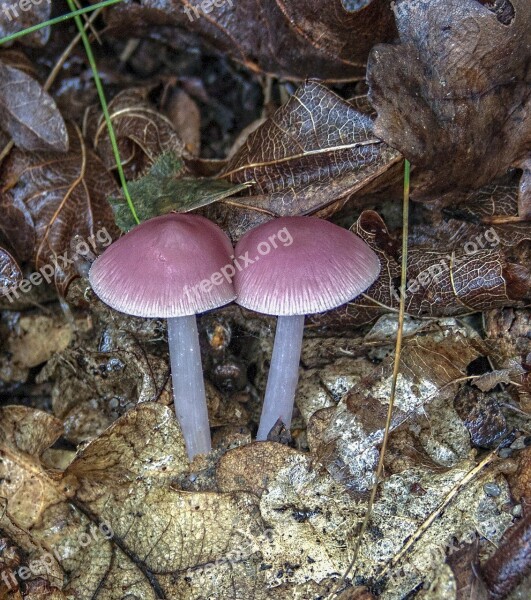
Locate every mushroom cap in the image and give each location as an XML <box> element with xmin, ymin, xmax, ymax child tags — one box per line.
<box><xmin>89</xmin><ymin>213</ymin><xmax>236</xmax><ymax>318</ymax></box>
<box><xmin>234</xmin><ymin>216</ymin><xmax>380</xmax><ymax>316</ymax></box>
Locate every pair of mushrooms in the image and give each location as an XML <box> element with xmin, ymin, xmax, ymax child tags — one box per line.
<box><xmin>89</xmin><ymin>214</ymin><xmax>380</xmax><ymax>459</ymax></box>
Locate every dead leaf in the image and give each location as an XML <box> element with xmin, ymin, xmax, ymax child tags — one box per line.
<box><xmin>0</xmin><ymin>0</ymin><xmax>52</xmax><ymax>47</ymax></box>
<box><xmin>205</xmin><ymin>81</ymin><xmax>400</xmax><ymax>239</ymax></box>
<box><xmin>105</xmin><ymin>0</ymin><xmax>396</xmax><ymax>81</ymax></box>
<box><xmin>308</xmin><ymin>318</ymin><xmax>484</xmax><ymax>490</ymax></box>
<box><xmin>0</xmin><ymin>59</ymin><xmax>68</xmax><ymax>153</ymax></box>
<box><xmin>311</xmin><ymin>209</ymin><xmax>530</xmax><ymax>327</ymax></box>
<box><xmin>367</xmin><ymin>0</ymin><xmax>531</xmax><ymax>198</ymax></box>
<box><xmin>8</xmin><ymin>314</ymin><xmax>74</xmax><ymax>370</ymax></box>
<box><xmin>84</xmin><ymin>88</ymin><xmax>183</xmax><ymax>180</ymax></box>
<box><xmin>0</xmin><ymin>124</ymin><xmax>120</xmax><ymax>294</ymax></box>
<box><xmin>165</xmin><ymin>88</ymin><xmax>201</xmax><ymax>155</ymax></box>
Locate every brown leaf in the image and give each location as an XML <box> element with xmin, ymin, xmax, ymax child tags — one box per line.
<box><xmin>217</xmin><ymin>441</ymin><xmax>300</xmax><ymax>496</ymax></box>
<box><xmin>311</xmin><ymin>209</ymin><xmax>530</xmax><ymax>327</ymax></box>
<box><xmin>367</xmin><ymin>0</ymin><xmax>531</xmax><ymax>198</ymax></box>
<box><xmin>105</xmin><ymin>0</ymin><xmax>396</xmax><ymax>81</ymax></box>
<box><xmin>0</xmin><ymin>59</ymin><xmax>68</xmax><ymax>153</ymax></box>
<box><xmin>446</xmin><ymin>541</ymin><xmax>488</xmax><ymax>600</ymax></box>
<box><xmin>0</xmin><ymin>124</ymin><xmax>120</xmax><ymax>294</ymax></box>
<box><xmin>84</xmin><ymin>88</ymin><xmax>183</xmax><ymax>180</ymax></box>
<box><xmin>165</xmin><ymin>88</ymin><xmax>201</xmax><ymax>155</ymax></box>
<box><xmin>205</xmin><ymin>81</ymin><xmax>401</xmax><ymax>239</ymax></box>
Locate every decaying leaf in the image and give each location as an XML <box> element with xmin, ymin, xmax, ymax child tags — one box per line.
<box><xmin>0</xmin><ymin>58</ymin><xmax>68</xmax><ymax>152</ymax></box>
<box><xmin>105</xmin><ymin>0</ymin><xmax>396</xmax><ymax>81</ymax></box>
<box><xmin>84</xmin><ymin>88</ymin><xmax>183</xmax><ymax>180</ymax></box>
<box><xmin>0</xmin><ymin>403</ymin><xmax>268</xmax><ymax>599</ymax></box>
<box><xmin>110</xmin><ymin>151</ymin><xmax>251</xmax><ymax>231</ymax></box>
<box><xmin>367</xmin><ymin>0</ymin><xmax>531</xmax><ymax>198</ymax></box>
<box><xmin>205</xmin><ymin>81</ymin><xmax>401</xmax><ymax>239</ymax></box>
<box><xmin>307</xmin><ymin>317</ymin><xmax>484</xmax><ymax>490</ymax></box>
<box><xmin>0</xmin><ymin>124</ymin><xmax>120</xmax><ymax>294</ymax></box>
<box><xmin>311</xmin><ymin>209</ymin><xmax>530</xmax><ymax>328</ymax></box>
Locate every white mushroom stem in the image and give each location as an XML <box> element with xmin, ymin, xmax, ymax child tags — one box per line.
<box><xmin>257</xmin><ymin>314</ymin><xmax>305</xmax><ymax>441</ymax></box>
<box><xmin>167</xmin><ymin>315</ymin><xmax>212</xmax><ymax>459</ymax></box>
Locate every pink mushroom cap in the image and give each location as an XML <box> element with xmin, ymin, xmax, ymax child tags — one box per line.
<box><xmin>89</xmin><ymin>213</ymin><xmax>236</xmax><ymax>318</ymax></box>
<box><xmin>234</xmin><ymin>216</ymin><xmax>380</xmax><ymax>316</ymax></box>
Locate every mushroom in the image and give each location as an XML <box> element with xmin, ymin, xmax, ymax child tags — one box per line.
<box><xmin>233</xmin><ymin>216</ymin><xmax>380</xmax><ymax>441</ymax></box>
<box><xmin>89</xmin><ymin>213</ymin><xmax>236</xmax><ymax>458</ymax></box>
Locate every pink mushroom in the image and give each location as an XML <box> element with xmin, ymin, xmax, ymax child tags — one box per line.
<box><xmin>234</xmin><ymin>216</ymin><xmax>380</xmax><ymax>441</ymax></box>
<box><xmin>89</xmin><ymin>213</ymin><xmax>236</xmax><ymax>458</ymax></box>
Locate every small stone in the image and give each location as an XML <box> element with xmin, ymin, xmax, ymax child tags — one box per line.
<box><xmin>499</xmin><ymin>447</ymin><xmax>513</xmax><ymax>459</ymax></box>
<box><xmin>484</xmin><ymin>482</ymin><xmax>501</xmax><ymax>497</ymax></box>
<box><xmin>511</xmin><ymin>437</ymin><xmax>527</xmax><ymax>450</ymax></box>
<box><xmin>511</xmin><ymin>504</ymin><xmax>522</xmax><ymax>517</ymax></box>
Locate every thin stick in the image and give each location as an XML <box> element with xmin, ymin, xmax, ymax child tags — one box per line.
<box><xmin>67</xmin><ymin>0</ymin><xmax>139</xmax><ymax>225</ymax></box>
<box><xmin>328</xmin><ymin>159</ymin><xmax>411</xmax><ymax>598</ymax></box>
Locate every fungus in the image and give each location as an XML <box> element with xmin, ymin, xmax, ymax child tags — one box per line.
<box><xmin>234</xmin><ymin>216</ymin><xmax>380</xmax><ymax>440</ymax></box>
<box><xmin>89</xmin><ymin>213</ymin><xmax>236</xmax><ymax>458</ymax></box>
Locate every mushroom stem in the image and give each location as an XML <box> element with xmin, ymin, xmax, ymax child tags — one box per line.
<box><xmin>257</xmin><ymin>314</ymin><xmax>305</xmax><ymax>440</ymax></box>
<box><xmin>167</xmin><ymin>315</ymin><xmax>211</xmax><ymax>458</ymax></box>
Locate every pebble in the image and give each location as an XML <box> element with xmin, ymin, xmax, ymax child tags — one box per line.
<box><xmin>484</xmin><ymin>482</ymin><xmax>501</xmax><ymax>497</ymax></box>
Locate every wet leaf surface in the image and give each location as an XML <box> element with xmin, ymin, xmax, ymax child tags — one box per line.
<box><xmin>0</xmin><ymin>246</ymin><xmax>21</xmax><ymax>296</ymax></box>
<box><xmin>0</xmin><ymin>0</ymin><xmax>51</xmax><ymax>47</ymax></box>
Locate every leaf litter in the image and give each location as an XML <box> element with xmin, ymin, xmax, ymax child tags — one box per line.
<box><xmin>0</xmin><ymin>1</ymin><xmax>530</xmax><ymax>599</ymax></box>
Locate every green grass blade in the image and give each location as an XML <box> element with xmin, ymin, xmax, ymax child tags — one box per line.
<box><xmin>66</xmin><ymin>0</ymin><xmax>139</xmax><ymax>225</ymax></box>
<box><xmin>0</xmin><ymin>0</ymin><xmax>124</xmax><ymax>46</ymax></box>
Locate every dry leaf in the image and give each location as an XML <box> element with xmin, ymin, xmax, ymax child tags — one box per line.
<box><xmin>105</xmin><ymin>0</ymin><xmax>396</xmax><ymax>81</ymax></box>
<box><xmin>84</xmin><ymin>88</ymin><xmax>183</xmax><ymax>180</ymax></box>
<box><xmin>0</xmin><ymin>124</ymin><xmax>120</xmax><ymax>294</ymax></box>
<box><xmin>367</xmin><ymin>0</ymin><xmax>531</xmax><ymax>198</ymax></box>
<box><xmin>0</xmin><ymin>59</ymin><xmax>68</xmax><ymax>152</ymax></box>
<box><xmin>205</xmin><ymin>81</ymin><xmax>400</xmax><ymax>239</ymax></box>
